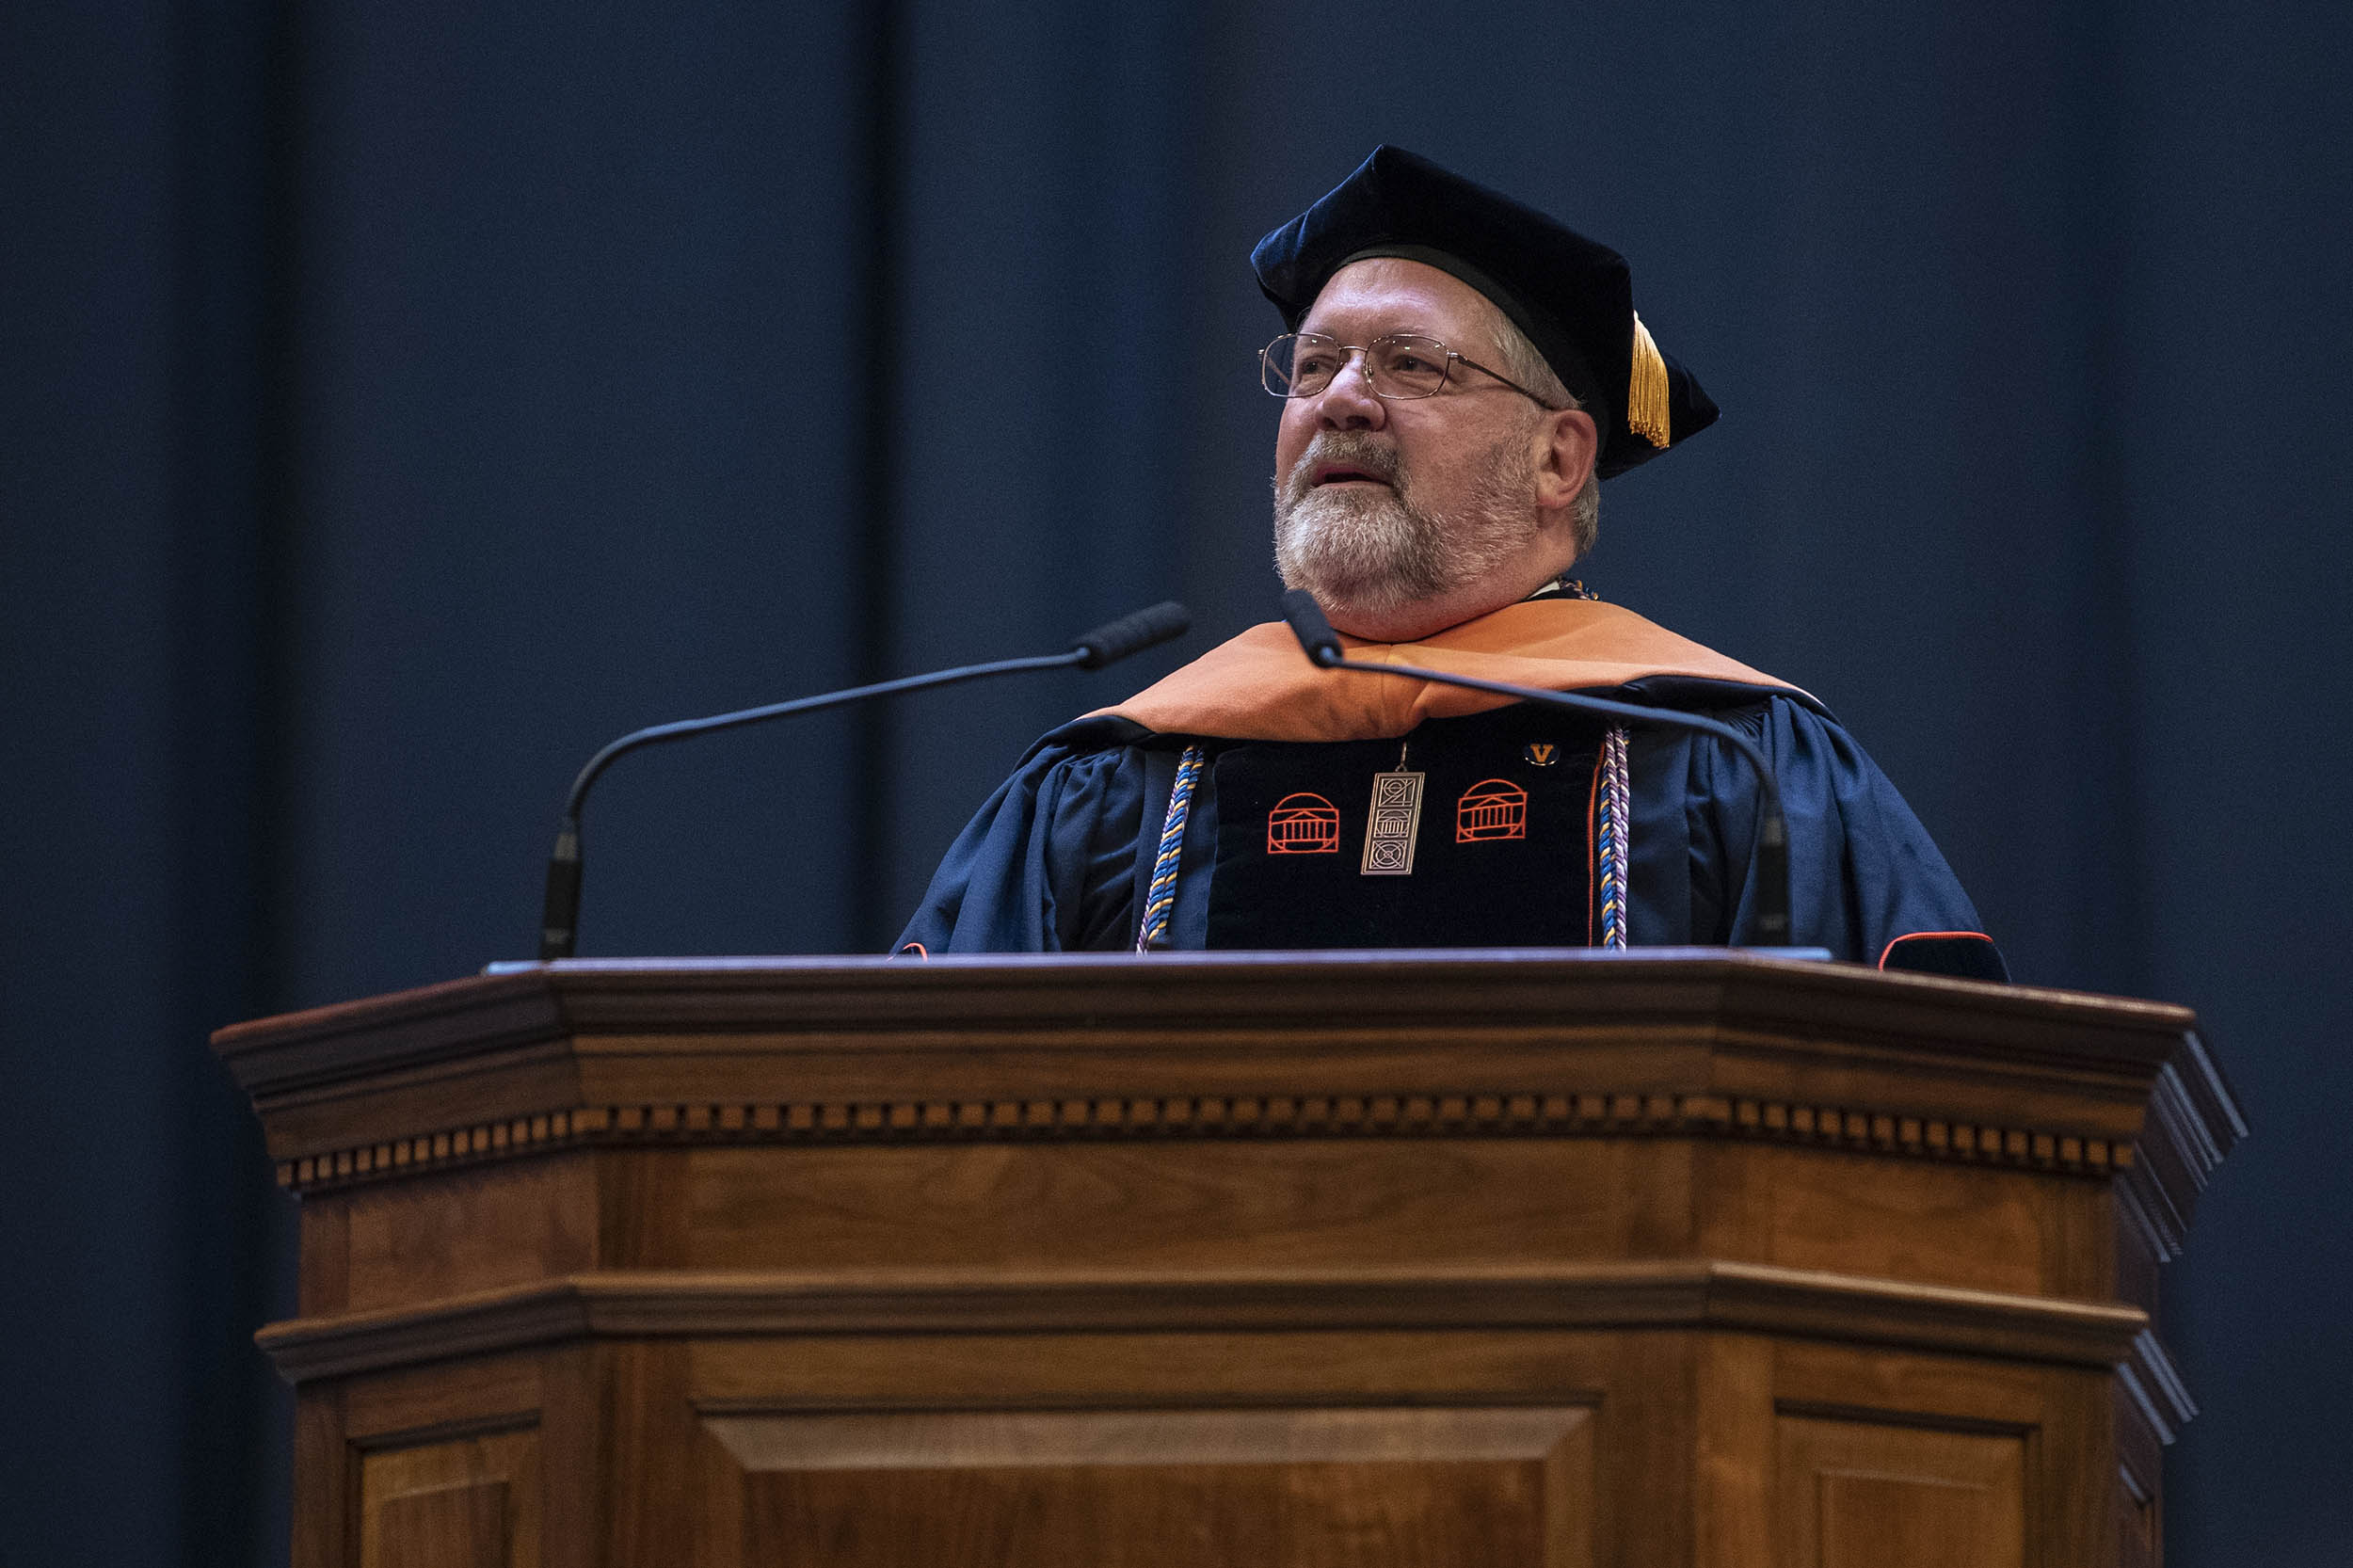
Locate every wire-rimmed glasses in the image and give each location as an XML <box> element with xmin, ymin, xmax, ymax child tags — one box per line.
<box><xmin>1259</xmin><ymin>331</ymin><xmax>1559</xmax><ymax>407</ymax></box>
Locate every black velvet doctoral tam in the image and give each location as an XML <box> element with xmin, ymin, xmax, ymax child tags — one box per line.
<box><xmin>1250</xmin><ymin>144</ymin><xmax>1719</xmax><ymax>479</ymax></box>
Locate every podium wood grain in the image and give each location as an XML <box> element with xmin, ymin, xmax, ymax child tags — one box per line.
<box><xmin>215</xmin><ymin>951</ymin><xmax>2239</xmax><ymax>1568</ymax></box>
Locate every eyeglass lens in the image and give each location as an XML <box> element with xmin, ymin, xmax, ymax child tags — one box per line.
<box><xmin>1262</xmin><ymin>334</ymin><xmax>1453</xmax><ymax>399</ymax></box>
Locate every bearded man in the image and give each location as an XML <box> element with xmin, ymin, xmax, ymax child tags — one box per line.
<box><xmin>897</xmin><ymin>147</ymin><xmax>2002</xmax><ymax>979</ymax></box>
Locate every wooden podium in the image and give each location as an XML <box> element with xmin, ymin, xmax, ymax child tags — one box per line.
<box><xmin>214</xmin><ymin>951</ymin><xmax>2239</xmax><ymax>1568</ymax></box>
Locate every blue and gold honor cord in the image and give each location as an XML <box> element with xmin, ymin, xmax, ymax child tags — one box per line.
<box><xmin>1136</xmin><ymin>744</ymin><xmax>1208</xmax><ymax>951</ymax></box>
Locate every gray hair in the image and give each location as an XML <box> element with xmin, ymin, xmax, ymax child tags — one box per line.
<box><xmin>1478</xmin><ymin>303</ymin><xmax>1600</xmax><ymax>559</ymax></box>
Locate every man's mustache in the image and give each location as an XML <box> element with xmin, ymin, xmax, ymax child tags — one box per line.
<box><xmin>1281</xmin><ymin>433</ymin><xmax>1402</xmax><ymax>504</ymax></box>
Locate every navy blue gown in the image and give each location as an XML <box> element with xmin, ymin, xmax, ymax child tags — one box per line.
<box><xmin>895</xmin><ymin>673</ymin><xmax>1999</xmax><ymax>976</ymax></box>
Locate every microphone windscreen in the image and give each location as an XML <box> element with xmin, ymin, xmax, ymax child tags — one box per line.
<box><xmin>1071</xmin><ymin>600</ymin><xmax>1192</xmax><ymax>669</ymax></box>
<box><xmin>1279</xmin><ymin>589</ymin><xmax>1343</xmax><ymax>664</ymax></box>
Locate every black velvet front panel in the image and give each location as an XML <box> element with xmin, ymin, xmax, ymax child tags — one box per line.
<box><xmin>1207</xmin><ymin>707</ymin><xmax>1604</xmax><ymax>949</ymax></box>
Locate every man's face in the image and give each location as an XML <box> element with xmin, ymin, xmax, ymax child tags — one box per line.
<box><xmin>1272</xmin><ymin>258</ymin><xmax>1550</xmax><ymax>627</ymax></box>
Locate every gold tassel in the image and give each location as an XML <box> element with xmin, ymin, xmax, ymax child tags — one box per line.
<box><xmin>1627</xmin><ymin>312</ymin><xmax>1672</xmax><ymax>449</ymax></box>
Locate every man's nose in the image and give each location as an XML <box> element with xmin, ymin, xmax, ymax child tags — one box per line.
<box><xmin>1315</xmin><ymin>352</ymin><xmax>1386</xmax><ymax>430</ymax></box>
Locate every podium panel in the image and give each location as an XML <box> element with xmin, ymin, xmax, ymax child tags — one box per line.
<box><xmin>701</xmin><ymin>1405</ymin><xmax>1588</xmax><ymax>1567</ymax></box>
<box><xmin>1773</xmin><ymin>1416</ymin><xmax>2024</xmax><ymax>1568</ymax></box>
<box><xmin>215</xmin><ymin>952</ymin><xmax>2239</xmax><ymax>1568</ymax></box>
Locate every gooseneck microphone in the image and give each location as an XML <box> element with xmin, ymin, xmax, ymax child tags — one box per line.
<box><xmin>536</xmin><ymin>600</ymin><xmax>1192</xmax><ymax>959</ymax></box>
<box><xmin>1279</xmin><ymin>588</ymin><xmax>1791</xmax><ymax>946</ymax></box>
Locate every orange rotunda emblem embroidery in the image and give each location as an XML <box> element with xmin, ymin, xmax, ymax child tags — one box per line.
<box><xmin>1267</xmin><ymin>792</ymin><xmax>1341</xmax><ymax>854</ymax></box>
<box><xmin>1455</xmin><ymin>778</ymin><xmax>1529</xmax><ymax>842</ymax></box>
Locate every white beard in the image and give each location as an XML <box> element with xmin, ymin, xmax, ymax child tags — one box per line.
<box><xmin>1272</xmin><ymin>427</ymin><xmax>1543</xmax><ymax>618</ymax></box>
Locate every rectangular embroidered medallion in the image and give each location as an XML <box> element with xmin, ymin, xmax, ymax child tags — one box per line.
<box><xmin>1360</xmin><ymin>770</ymin><xmax>1426</xmax><ymax>875</ymax></box>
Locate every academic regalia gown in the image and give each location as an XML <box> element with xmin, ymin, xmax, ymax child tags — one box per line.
<box><xmin>895</xmin><ymin>598</ymin><xmax>2001</xmax><ymax>976</ymax></box>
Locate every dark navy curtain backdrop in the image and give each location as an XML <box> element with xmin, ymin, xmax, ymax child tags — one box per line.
<box><xmin>6</xmin><ymin>1</ymin><xmax>2349</xmax><ymax>1561</ymax></box>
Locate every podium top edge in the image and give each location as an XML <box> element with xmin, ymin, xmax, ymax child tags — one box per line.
<box><xmin>211</xmin><ymin>946</ymin><xmax>2199</xmax><ymax>1061</ymax></box>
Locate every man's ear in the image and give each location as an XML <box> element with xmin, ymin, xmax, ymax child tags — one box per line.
<box><xmin>1531</xmin><ymin>407</ymin><xmax>1599</xmax><ymax>511</ymax></box>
